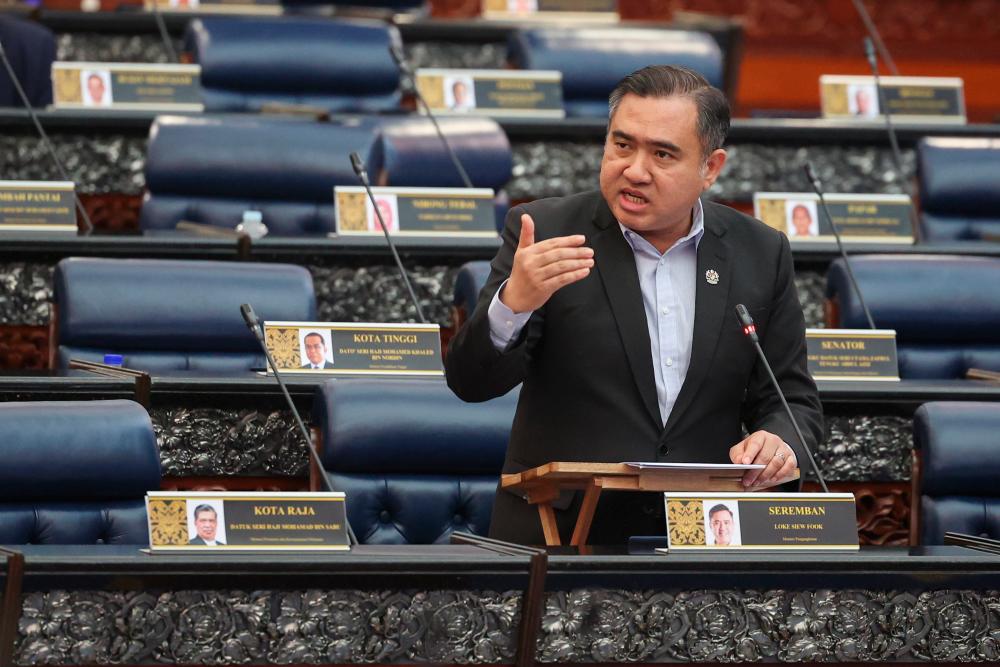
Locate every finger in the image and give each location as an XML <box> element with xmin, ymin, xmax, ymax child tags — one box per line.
<box><xmin>530</xmin><ymin>234</ymin><xmax>588</xmax><ymax>252</ymax></box>
<box><xmin>754</xmin><ymin>446</ymin><xmax>788</xmax><ymax>486</ymax></box>
<box><xmin>517</xmin><ymin>214</ymin><xmax>535</xmax><ymax>249</ymax></box>
<box><xmin>729</xmin><ymin>441</ymin><xmax>746</xmax><ymax>464</ymax></box>
<box><xmin>740</xmin><ymin>432</ymin><xmax>766</xmax><ymax>465</ymax></box>
<box><xmin>534</xmin><ymin>245</ymin><xmax>594</xmax><ymax>265</ymax></box>
<box><xmin>755</xmin><ymin>455</ymin><xmax>797</xmax><ymax>490</ymax></box>
<box><xmin>742</xmin><ymin>435</ymin><xmax>777</xmax><ymax>487</ymax></box>
<box><xmin>536</xmin><ymin>258</ymin><xmax>595</xmax><ymax>281</ymax></box>
<box><xmin>541</xmin><ymin>267</ymin><xmax>591</xmax><ymax>291</ymax></box>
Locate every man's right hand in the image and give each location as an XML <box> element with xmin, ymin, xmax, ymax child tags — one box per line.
<box><xmin>500</xmin><ymin>213</ymin><xmax>594</xmax><ymax>313</ymax></box>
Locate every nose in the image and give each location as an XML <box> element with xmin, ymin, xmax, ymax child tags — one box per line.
<box><xmin>623</xmin><ymin>151</ymin><xmax>652</xmax><ymax>184</ymax></box>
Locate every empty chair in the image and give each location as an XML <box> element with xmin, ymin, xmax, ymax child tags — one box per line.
<box><xmin>917</xmin><ymin>137</ymin><xmax>1000</xmax><ymax>242</ymax></box>
<box><xmin>0</xmin><ymin>400</ymin><xmax>161</xmax><ymax>545</ymax></box>
<box><xmin>53</xmin><ymin>257</ymin><xmax>315</xmax><ymax>373</ymax></box>
<box><xmin>0</xmin><ymin>16</ymin><xmax>56</xmax><ymax>108</ymax></box>
<box><xmin>452</xmin><ymin>260</ymin><xmax>491</xmax><ymax>329</ymax></box>
<box><xmin>313</xmin><ymin>379</ymin><xmax>518</xmax><ymax>544</ymax></box>
<box><xmin>826</xmin><ymin>255</ymin><xmax>1000</xmax><ymax>379</ymax></box>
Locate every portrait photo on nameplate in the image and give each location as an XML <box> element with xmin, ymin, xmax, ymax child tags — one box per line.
<box><xmin>52</xmin><ymin>62</ymin><xmax>203</xmax><ymax>111</ymax></box>
<box><xmin>0</xmin><ymin>181</ymin><xmax>77</xmax><ymax>232</ymax></box>
<box><xmin>263</xmin><ymin>321</ymin><xmax>443</xmax><ymax>376</ymax></box>
<box><xmin>754</xmin><ymin>192</ymin><xmax>914</xmax><ymax>243</ymax></box>
<box><xmin>415</xmin><ymin>68</ymin><xmax>564</xmax><ymax>118</ymax></box>
<box><xmin>482</xmin><ymin>0</ymin><xmax>618</xmax><ymax>20</ymax></box>
<box><xmin>820</xmin><ymin>75</ymin><xmax>965</xmax><ymax>124</ymax></box>
<box><xmin>334</xmin><ymin>187</ymin><xmax>497</xmax><ymax>237</ymax></box>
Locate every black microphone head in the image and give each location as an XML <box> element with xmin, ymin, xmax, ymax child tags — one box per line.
<box><xmin>349</xmin><ymin>152</ymin><xmax>366</xmax><ymax>179</ymax></box>
<box><xmin>735</xmin><ymin>304</ymin><xmax>753</xmax><ymax>327</ymax></box>
<box><xmin>863</xmin><ymin>37</ymin><xmax>877</xmax><ymax>67</ymax></box>
<box><xmin>239</xmin><ymin>303</ymin><xmax>259</xmax><ymax>329</ymax></box>
<box><xmin>803</xmin><ymin>162</ymin><xmax>822</xmax><ymax>192</ymax></box>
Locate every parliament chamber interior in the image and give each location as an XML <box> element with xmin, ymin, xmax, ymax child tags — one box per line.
<box><xmin>1</xmin><ymin>0</ymin><xmax>1000</xmax><ymax>664</ymax></box>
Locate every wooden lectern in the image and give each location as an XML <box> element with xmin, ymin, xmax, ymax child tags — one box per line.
<box><xmin>501</xmin><ymin>462</ymin><xmax>800</xmax><ymax>547</ymax></box>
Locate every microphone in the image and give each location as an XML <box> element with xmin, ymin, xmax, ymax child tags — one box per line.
<box><xmin>0</xmin><ymin>40</ymin><xmax>94</xmax><ymax>235</ymax></box>
<box><xmin>804</xmin><ymin>162</ymin><xmax>876</xmax><ymax>329</ymax></box>
<box><xmin>239</xmin><ymin>303</ymin><xmax>357</xmax><ymax>545</ymax></box>
<box><xmin>735</xmin><ymin>304</ymin><xmax>829</xmax><ymax>494</ymax></box>
<box><xmin>388</xmin><ymin>43</ymin><xmax>474</xmax><ymax>190</ymax></box>
<box><xmin>348</xmin><ymin>151</ymin><xmax>427</xmax><ymax>324</ymax></box>
<box><xmin>851</xmin><ymin>0</ymin><xmax>899</xmax><ymax>76</ymax></box>
<box><xmin>148</xmin><ymin>1</ymin><xmax>179</xmax><ymax>63</ymax></box>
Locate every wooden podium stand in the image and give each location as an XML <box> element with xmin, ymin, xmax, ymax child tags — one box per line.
<box><xmin>501</xmin><ymin>462</ymin><xmax>799</xmax><ymax>547</ymax></box>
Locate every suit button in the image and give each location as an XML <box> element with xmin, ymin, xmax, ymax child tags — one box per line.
<box><xmin>658</xmin><ymin>444</ymin><xmax>669</xmax><ymax>456</ymax></box>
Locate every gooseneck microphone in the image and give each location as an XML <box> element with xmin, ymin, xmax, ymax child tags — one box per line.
<box><xmin>388</xmin><ymin>43</ymin><xmax>474</xmax><ymax>190</ymax></box>
<box><xmin>864</xmin><ymin>38</ymin><xmax>910</xmax><ymax>194</ymax></box>
<box><xmin>348</xmin><ymin>151</ymin><xmax>427</xmax><ymax>324</ymax></box>
<box><xmin>149</xmin><ymin>1</ymin><xmax>179</xmax><ymax>63</ymax></box>
<box><xmin>240</xmin><ymin>303</ymin><xmax>358</xmax><ymax>545</ymax></box>
<box><xmin>850</xmin><ymin>0</ymin><xmax>899</xmax><ymax>76</ymax></box>
<box><xmin>804</xmin><ymin>162</ymin><xmax>876</xmax><ymax>330</ymax></box>
<box><xmin>0</xmin><ymin>40</ymin><xmax>94</xmax><ymax>235</ymax></box>
<box><xmin>735</xmin><ymin>304</ymin><xmax>829</xmax><ymax>493</ymax></box>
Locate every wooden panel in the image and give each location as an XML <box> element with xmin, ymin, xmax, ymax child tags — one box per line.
<box><xmin>0</xmin><ymin>325</ymin><xmax>49</xmax><ymax>371</ymax></box>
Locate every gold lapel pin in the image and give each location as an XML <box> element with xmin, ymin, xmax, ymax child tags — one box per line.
<box><xmin>705</xmin><ymin>269</ymin><xmax>720</xmax><ymax>285</ymax></box>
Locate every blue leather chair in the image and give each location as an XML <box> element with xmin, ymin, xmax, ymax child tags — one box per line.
<box><xmin>914</xmin><ymin>402</ymin><xmax>1000</xmax><ymax>544</ymax></box>
<box><xmin>139</xmin><ymin>114</ymin><xmax>383</xmax><ymax>234</ymax></box>
<box><xmin>185</xmin><ymin>17</ymin><xmax>402</xmax><ymax>113</ymax></box>
<box><xmin>53</xmin><ymin>257</ymin><xmax>316</xmax><ymax>372</ymax></box>
<box><xmin>0</xmin><ymin>400</ymin><xmax>160</xmax><ymax>545</ymax></box>
<box><xmin>452</xmin><ymin>260</ymin><xmax>491</xmax><ymax>329</ymax></box>
<box><xmin>917</xmin><ymin>137</ymin><xmax>1000</xmax><ymax>242</ymax></box>
<box><xmin>826</xmin><ymin>255</ymin><xmax>1000</xmax><ymax>379</ymax></box>
<box><xmin>507</xmin><ymin>27</ymin><xmax>723</xmax><ymax>117</ymax></box>
<box><xmin>0</xmin><ymin>16</ymin><xmax>56</xmax><ymax>108</ymax></box>
<box><xmin>313</xmin><ymin>379</ymin><xmax>518</xmax><ymax>544</ymax></box>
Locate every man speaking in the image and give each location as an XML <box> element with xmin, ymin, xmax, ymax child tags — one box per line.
<box><xmin>445</xmin><ymin>65</ymin><xmax>823</xmax><ymax>545</ymax></box>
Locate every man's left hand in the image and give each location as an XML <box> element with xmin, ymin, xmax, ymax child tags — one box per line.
<box><xmin>729</xmin><ymin>430</ymin><xmax>797</xmax><ymax>488</ymax></box>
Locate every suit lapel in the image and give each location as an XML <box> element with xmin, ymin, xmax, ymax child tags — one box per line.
<box><xmin>663</xmin><ymin>205</ymin><xmax>732</xmax><ymax>436</ymax></box>
<box><xmin>590</xmin><ymin>198</ymin><xmax>662</xmax><ymax>429</ymax></box>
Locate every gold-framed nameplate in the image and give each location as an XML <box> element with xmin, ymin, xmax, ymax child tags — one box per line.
<box><xmin>482</xmin><ymin>0</ymin><xmax>617</xmax><ymax>21</ymax></box>
<box><xmin>820</xmin><ymin>75</ymin><xmax>965</xmax><ymax>124</ymax></box>
<box><xmin>334</xmin><ymin>187</ymin><xmax>498</xmax><ymax>237</ymax></box>
<box><xmin>52</xmin><ymin>62</ymin><xmax>203</xmax><ymax>111</ymax></box>
<box><xmin>144</xmin><ymin>0</ymin><xmax>281</xmax><ymax>13</ymax></box>
<box><xmin>146</xmin><ymin>491</ymin><xmax>349</xmax><ymax>552</ymax></box>
<box><xmin>807</xmin><ymin>328</ymin><xmax>899</xmax><ymax>381</ymax></box>
<box><xmin>754</xmin><ymin>192</ymin><xmax>914</xmax><ymax>244</ymax></box>
<box><xmin>663</xmin><ymin>492</ymin><xmax>858</xmax><ymax>552</ymax></box>
<box><xmin>0</xmin><ymin>181</ymin><xmax>76</xmax><ymax>232</ymax></box>
<box><xmin>263</xmin><ymin>321</ymin><xmax>443</xmax><ymax>376</ymax></box>
<box><xmin>415</xmin><ymin>68</ymin><xmax>564</xmax><ymax>118</ymax></box>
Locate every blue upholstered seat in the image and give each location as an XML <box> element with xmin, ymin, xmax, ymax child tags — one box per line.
<box><xmin>826</xmin><ymin>255</ymin><xmax>1000</xmax><ymax>379</ymax></box>
<box><xmin>452</xmin><ymin>260</ymin><xmax>491</xmax><ymax>327</ymax></box>
<box><xmin>185</xmin><ymin>17</ymin><xmax>402</xmax><ymax>113</ymax></box>
<box><xmin>918</xmin><ymin>137</ymin><xmax>1000</xmax><ymax>242</ymax></box>
<box><xmin>507</xmin><ymin>27</ymin><xmax>723</xmax><ymax>117</ymax></box>
<box><xmin>54</xmin><ymin>257</ymin><xmax>316</xmax><ymax>372</ymax></box>
<box><xmin>915</xmin><ymin>402</ymin><xmax>1000</xmax><ymax>544</ymax></box>
<box><xmin>0</xmin><ymin>400</ymin><xmax>161</xmax><ymax>545</ymax></box>
<box><xmin>313</xmin><ymin>379</ymin><xmax>518</xmax><ymax>544</ymax></box>
<box><xmin>0</xmin><ymin>16</ymin><xmax>56</xmax><ymax>108</ymax></box>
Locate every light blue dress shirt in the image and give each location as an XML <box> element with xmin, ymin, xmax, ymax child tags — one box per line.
<box><xmin>488</xmin><ymin>199</ymin><xmax>705</xmax><ymax>427</ymax></box>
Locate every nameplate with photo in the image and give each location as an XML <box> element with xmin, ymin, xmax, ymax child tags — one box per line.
<box><xmin>52</xmin><ymin>62</ymin><xmax>203</xmax><ymax>111</ymax></box>
<box><xmin>662</xmin><ymin>492</ymin><xmax>858</xmax><ymax>552</ymax></box>
<box><xmin>754</xmin><ymin>192</ymin><xmax>914</xmax><ymax>243</ymax></box>
<box><xmin>263</xmin><ymin>321</ymin><xmax>443</xmax><ymax>376</ymax></box>
<box><xmin>415</xmin><ymin>68</ymin><xmax>564</xmax><ymax>118</ymax></box>
<box><xmin>806</xmin><ymin>329</ymin><xmax>899</xmax><ymax>381</ymax></box>
<box><xmin>0</xmin><ymin>181</ymin><xmax>77</xmax><ymax>232</ymax></box>
<box><xmin>144</xmin><ymin>0</ymin><xmax>281</xmax><ymax>13</ymax></box>
<box><xmin>145</xmin><ymin>491</ymin><xmax>349</xmax><ymax>552</ymax></box>
<box><xmin>334</xmin><ymin>187</ymin><xmax>498</xmax><ymax>237</ymax></box>
<box><xmin>482</xmin><ymin>0</ymin><xmax>617</xmax><ymax>20</ymax></box>
<box><xmin>820</xmin><ymin>75</ymin><xmax>965</xmax><ymax>124</ymax></box>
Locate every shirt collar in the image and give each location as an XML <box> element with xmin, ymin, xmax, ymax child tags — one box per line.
<box><xmin>618</xmin><ymin>198</ymin><xmax>705</xmax><ymax>255</ymax></box>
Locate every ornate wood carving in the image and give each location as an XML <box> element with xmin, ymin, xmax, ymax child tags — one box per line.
<box><xmin>80</xmin><ymin>193</ymin><xmax>142</xmax><ymax>234</ymax></box>
<box><xmin>804</xmin><ymin>481</ymin><xmax>911</xmax><ymax>546</ymax></box>
<box><xmin>0</xmin><ymin>325</ymin><xmax>49</xmax><ymax>371</ymax></box>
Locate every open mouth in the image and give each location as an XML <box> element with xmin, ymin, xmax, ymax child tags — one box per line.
<box><xmin>620</xmin><ymin>190</ymin><xmax>648</xmax><ymax>208</ymax></box>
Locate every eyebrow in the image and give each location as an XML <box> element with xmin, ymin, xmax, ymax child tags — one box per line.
<box><xmin>611</xmin><ymin>130</ymin><xmax>683</xmax><ymax>155</ymax></box>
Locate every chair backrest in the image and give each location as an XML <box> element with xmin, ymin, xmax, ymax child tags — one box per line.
<box><xmin>185</xmin><ymin>17</ymin><xmax>402</xmax><ymax>113</ymax></box>
<box><xmin>0</xmin><ymin>16</ymin><xmax>56</xmax><ymax>108</ymax></box>
<box><xmin>918</xmin><ymin>137</ymin><xmax>1000</xmax><ymax>242</ymax></box>
<box><xmin>914</xmin><ymin>401</ymin><xmax>1000</xmax><ymax>544</ymax></box>
<box><xmin>313</xmin><ymin>379</ymin><xmax>518</xmax><ymax>544</ymax></box>
<box><xmin>452</xmin><ymin>260</ymin><xmax>491</xmax><ymax>327</ymax></box>
<box><xmin>54</xmin><ymin>257</ymin><xmax>316</xmax><ymax>372</ymax></box>
<box><xmin>0</xmin><ymin>400</ymin><xmax>161</xmax><ymax>545</ymax></box>
<box><xmin>140</xmin><ymin>114</ymin><xmax>383</xmax><ymax>234</ymax></box>
<box><xmin>826</xmin><ymin>254</ymin><xmax>1000</xmax><ymax>378</ymax></box>
<box><xmin>507</xmin><ymin>27</ymin><xmax>723</xmax><ymax>117</ymax></box>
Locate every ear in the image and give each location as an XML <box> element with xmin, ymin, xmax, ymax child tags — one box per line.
<box><xmin>701</xmin><ymin>148</ymin><xmax>728</xmax><ymax>189</ymax></box>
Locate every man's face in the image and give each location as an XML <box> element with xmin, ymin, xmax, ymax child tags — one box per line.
<box><xmin>304</xmin><ymin>335</ymin><xmax>326</xmax><ymax>365</ymax></box>
<box><xmin>376</xmin><ymin>199</ymin><xmax>394</xmax><ymax>226</ymax></box>
<box><xmin>599</xmin><ymin>94</ymin><xmax>726</xmax><ymax>249</ymax></box>
<box><xmin>87</xmin><ymin>75</ymin><xmax>106</xmax><ymax>103</ymax></box>
<box><xmin>195</xmin><ymin>509</ymin><xmax>217</xmax><ymax>541</ymax></box>
<box><xmin>453</xmin><ymin>82</ymin><xmax>467</xmax><ymax>105</ymax></box>
<box><xmin>710</xmin><ymin>509</ymin><xmax>734</xmax><ymax>545</ymax></box>
<box><xmin>856</xmin><ymin>89</ymin><xmax>872</xmax><ymax>115</ymax></box>
<box><xmin>791</xmin><ymin>206</ymin><xmax>812</xmax><ymax>235</ymax></box>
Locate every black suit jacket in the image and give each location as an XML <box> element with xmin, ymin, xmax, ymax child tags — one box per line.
<box><xmin>301</xmin><ymin>361</ymin><xmax>335</xmax><ymax>369</ymax></box>
<box><xmin>446</xmin><ymin>192</ymin><xmax>823</xmax><ymax>544</ymax></box>
<box><xmin>188</xmin><ymin>536</ymin><xmax>225</xmax><ymax>545</ymax></box>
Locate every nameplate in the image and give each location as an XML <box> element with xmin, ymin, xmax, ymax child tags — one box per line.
<box><xmin>52</xmin><ymin>62</ymin><xmax>203</xmax><ymax>111</ymax></box>
<box><xmin>145</xmin><ymin>0</ymin><xmax>281</xmax><ymax>13</ymax></box>
<box><xmin>663</xmin><ymin>492</ymin><xmax>858</xmax><ymax>551</ymax></box>
<box><xmin>754</xmin><ymin>192</ymin><xmax>914</xmax><ymax>243</ymax></box>
<box><xmin>415</xmin><ymin>68</ymin><xmax>564</xmax><ymax>118</ymax></box>
<box><xmin>146</xmin><ymin>491</ymin><xmax>349</xmax><ymax>551</ymax></box>
<box><xmin>807</xmin><ymin>328</ymin><xmax>899</xmax><ymax>381</ymax></box>
<box><xmin>263</xmin><ymin>321</ymin><xmax>443</xmax><ymax>376</ymax></box>
<box><xmin>0</xmin><ymin>181</ymin><xmax>77</xmax><ymax>232</ymax></box>
<box><xmin>483</xmin><ymin>0</ymin><xmax>617</xmax><ymax>20</ymax></box>
<box><xmin>334</xmin><ymin>187</ymin><xmax>497</xmax><ymax>237</ymax></box>
<box><xmin>820</xmin><ymin>75</ymin><xmax>965</xmax><ymax>124</ymax></box>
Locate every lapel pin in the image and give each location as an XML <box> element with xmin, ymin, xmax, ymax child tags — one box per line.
<box><xmin>705</xmin><ymin>269</ymin><xmax>720</xmax><ymax>285</ymax></box>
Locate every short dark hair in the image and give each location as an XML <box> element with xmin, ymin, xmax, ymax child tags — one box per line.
<box><xmin>304</xmin><ymin>332</ymin><xmax>325</xmax><ymax>345</ymax></box>
<box><xmin>708</xmin><ymin>503</ymin><xmax>732</xmax><ymax>519</ymax></box>
<box><xmin>608</xmin><ymin>65</ymin><xmax>730</xmax><ymax>157</ymax></box>
<box><xmin>193</xmin><ymin>504</ymin><xmax>217</xmax><ymax>519</ymax></box>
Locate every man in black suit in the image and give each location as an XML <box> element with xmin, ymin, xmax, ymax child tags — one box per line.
<box><xmin>446</xmin><ymin>65</ymin><xmax>822</xmax><ymax>545</ymax></box>
<box><xmin>301</xmin><ymin>332</ymin><xmax>335</xmax><ymax>370</ymax></box>
<box><xmin>188</xmin><ymin>504</ymin><xmax>225</xmax><ymax>546</ymax></box>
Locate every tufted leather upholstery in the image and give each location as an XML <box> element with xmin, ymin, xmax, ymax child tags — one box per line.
<box><xmin>0</xmin><ymin>400</ymin><xmax>160</xmax><ymax>544</ymax></box>
<box><xmin>917</xmin><ymin>137</ymin><xmax>1000</xmax><ymax>242</ymax></box>
<box><xmin>0</xmin><ymin>16</ymin><xmax>56</xmax><ymax>108</ymax></box>
<box><xmin>507</xmin><ymin>27</ymin><xmax>723</xmax><ymax>117</ymax></box>
<box><xmin>826</xmin><ymin>255</ymin><xmax>1000</xmax><ymax>378</ymax></box>
<box><xmin>185</xmin><ymin>17</ymin><xmax>402</xmax><ymax>113</ymax></box>
<box><xmin>915</xmin><ymin>402</ymin><xmax>1000</xmax><ymax>544</ymax></box>
<box><xmin>313</xmin><ymin>379</ymin><xmax>518</xmax><ymax>544</ymax></box>
<box><xmin>54</xmin><ymin>257</ymin><xmax>315</xmax><ymax>372</ymax></box>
